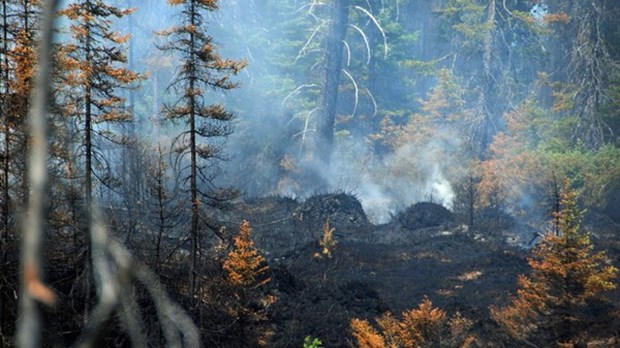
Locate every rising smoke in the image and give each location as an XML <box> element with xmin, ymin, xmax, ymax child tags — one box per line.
<box><xmin>122</xmin><ymin>1</ymin><xmax>471</xmax><ymax>224</ymax></box>
<box><xmin>208</xmin><ymin>1</ymin><xmax>462</xmax><ymax>224</ymax></box>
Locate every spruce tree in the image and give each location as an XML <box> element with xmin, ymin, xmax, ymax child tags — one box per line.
<box><xmin>9</xmin><ymin>0</ymin><xmax>41</xmax><ymax>215</ymax></box>
<box><xmin>222</xmin><ymin>220</ymin><xmax>273</xmax><ymax>346</ymax></box>
<box><xmin>57</xmin><ymin>0</ymin><xmax>142</xmax><ymax>225</ymax></box>
<box><xmin>492</xmin><ymin>179</ymin><xmax>618</xmax><ymax>346</ymax></box>
<box><xmin>55</xmin><ymin>0</ymin><xmax>142</xmax><ymax>307</ymax></box>
<box><xmin>158</xmin><ymin>0</ymin><xmax>245</xmax><ymax>297</ymax></box>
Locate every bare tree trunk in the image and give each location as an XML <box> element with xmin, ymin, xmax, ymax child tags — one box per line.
<box><xmin>468</xmin><ymin>174</ymin><xmax>475</xmax><ymax>230</ymax></box>
<box><xmin>84</xmin><ymin>0</ymin><xmax>94</xmax><ymax>316</ymax></box>
<box><xmin>316</xmin><ymin>0</ymin><xmax>349</xmax><ymax>166</ymax></box>
<box><xmin>1</xmin><ymin>1</ymin><xmax>11</xmax><ymax>336</ymax></box>
<box><xmin>189</xmin><ymin>0</ymin><xmax>198</xmax><ymax>300</ymax></box>
<box><xmin>17</xmin><ymin>1</ymin><xmax>60</xmax><ymax>346</ymax></box>
<box><xmin>155</xmin><ymin>156</ymin><xmax>165</xmax><ymax>273</ymax></box>
<box><xmin>551</xmin><ymin>173</ymin><xmax>561</xmax><ymax>236</ymax></box>
<box><xmin>1</xmin><ymin>0</ymin><xmax>9</xmax><ymax>241</ymax></box>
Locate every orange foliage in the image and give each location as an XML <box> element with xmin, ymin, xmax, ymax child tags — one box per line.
<box><xmin>544</xmin><ymin>13</ymin><xmax>570</xmax><ymax>24</ymax></box>
<box><xmin>351</xmin><ymin>297</ymin><xmax>474</xmax><ymax>348</ymax></box>
<box><xmin>476</xmin><ymin>101</ymin><xmax>547</xmax><ymax>214</ymax></box>
<box><xmin>315</xmin><ymin>222</ymin><xmax>336</xmax><ymax>259</ymax></box>
<box><xmin>351</xmin><ymin>318</ymin><xmax>389</xmax><ymax>348</ymax></box>
<box><xmin>58</xmin><ymin>0</ymin><xmax>145</xmax><ymax>126</ymax></box>
<box><xmin>11</xmin><ymin>30</ymin><xmax>37</xmax><ymax>98</ymax></box>
<box><xmin>491</xmin><ymin>182</ymin><xmax>618</xmax><ymax>345</ymax></box>
<box><xmin>223</xmin><ymin>220</ymin><xmax>271</xmax><ymax>288</ymax></box>
<box><xmin>384</xmin><ymin>69</ymin><xmax>468</xmax><ymax>152</ymax></box>
<box><xmin>391</xmin><ymin>297</ymin><xmax>447</xmax><ymax>347</ymax></box>
<box><xmin>221</xmin><ymin>220</ymin><xmax>275</xmax><ymax>346</ymax></box>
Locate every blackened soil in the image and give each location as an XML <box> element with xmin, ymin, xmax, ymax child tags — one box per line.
<box><xmin>211</xmin><ymin>193</ymin><xmax>619</xmax><ymax>347</ymax></box>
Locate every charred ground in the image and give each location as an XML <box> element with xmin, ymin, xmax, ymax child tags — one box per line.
<box><xmin>5</xmin><ymin>192</ymin><xmax>616</xmax><ymax>347</ymax></box>
<box><xmin>206</xmin><ymin>193</ymin><xmax>620</xmax><ymax>347</ymax></box>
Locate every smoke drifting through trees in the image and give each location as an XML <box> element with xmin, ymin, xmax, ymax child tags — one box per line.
<box><xmin>22</xmin><ymin>0</ymin><xmax>612</xmax><ymax>234</ymax></box>
<box><xmin>202</xmin><ymin>1</ymin><xmax>619</xmax><ymax>228</ymax></box>
<box><xmin>205</xmin><ymin>1</ymin><xmax>463</xmax><ymax>223</ymax></box>
<box><xmin>0</xmin><ymin>0</ymin><xmax>618</xmax><ymax>346</ymax></box>
<box><xmin>11</xmin><ymin>0</ymin><xmax>612</xmax><ymax>229</ymax></box>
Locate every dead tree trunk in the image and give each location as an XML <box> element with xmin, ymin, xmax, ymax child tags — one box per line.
<box><xmin>316</xmin><ymin>0</ymin><xmax>349</xmax><ymax>166</ymax></box>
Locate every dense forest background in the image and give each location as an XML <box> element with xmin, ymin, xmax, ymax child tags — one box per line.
<box><xmin>1</xmin><ymin>0</ymin><xmax>619</xmax><ymax>347</ymax></box>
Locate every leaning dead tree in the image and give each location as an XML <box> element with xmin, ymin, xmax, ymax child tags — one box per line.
<box><xmin>17</xmin><ymin>1</ymin><xmax>199</xmax><ymax>347</ymax></box>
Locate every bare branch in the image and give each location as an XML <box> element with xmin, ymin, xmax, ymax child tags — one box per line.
<box><xmin>342</xmin><ymin>39</ymin><xmax>351</xmax><ymax>66</ymax></box>
<box><xmin>296</xmin><ymin>108</ymin><xmax>318</xmax><ymax>156</ymax></box>
<box><xmin>74</xmin><ymin>206</ymin><xmax>200</xmax><ymax>348</ymax></box>
<box><xmin>296</xmin><ymin>21</ymin><xmax>326</xmax><ymax>62</ymax></box>
<box><xmin>349</xmin><ymin>24</ymin><xmax>371</xmax><ymax>64</ymax></box>
<box><xmin>354</xmin><ymin>6</ymin><xmax>388</xmax><ymax>59</ymax></box>
<box><xmin>307</xmin><ymin>0</ymin><xmax>324</xmax><ymax>22</ymax></box>
<box><xmin>282</xmin><ymin>83</ymin><xmax>320</xmax><ymax>106</ymax></box>
<box><xmin>395</xmin><ymin>0</ymin><xmax>400</xmax><ymax>21</ymax></box>
<box><xmin>342</xmin><ymin>69</ymin><xmax>358</xmax><ymax>117</ymax></box>
<box><xmin>365</xmin><ymin>87</ymin><xmax>377</xmax><ymax>118</ymax></box>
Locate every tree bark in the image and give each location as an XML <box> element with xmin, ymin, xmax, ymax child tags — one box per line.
<box><xmin>569</xmin><ymin>0</ymin><xmax>609</xmax><ymax>149</ymax></box>
<box><xmin>316</xmin><ymin>0</ymin><xmax>349</xmax><ymax>166</ymax></box>
<box><xmin>474</xmin><ymin>0</ymin><xmax>496</xmax><ymax>159</ymax></box>
<box><xmin>189</xmin><ymin>0</ymin><xmax>198</xmax><ymax>300</ymax></box>
<box><xmin>1</xmin><ymin>0</ymin><xmax>9</xmax><ymax>241</ymax></box>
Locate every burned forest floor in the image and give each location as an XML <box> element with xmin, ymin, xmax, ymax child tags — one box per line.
<box><xmin>4</xmin><ymin>193</ymin><xmax>618</xmax><ymax>347</ymax></box>
<box><xmin>211</xmin><ymin>193</ymin><xmax>620</xmax><ymax>347</ymax></box>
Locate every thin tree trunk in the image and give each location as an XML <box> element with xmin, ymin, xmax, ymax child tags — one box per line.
<box><xmin>2</xmin><ymin>0</ymin><xmax>9</xmax><ymax>241</ymax></box>
<box><xmin>0</xmin><ymin>1</ymin><xmax>11</xmax><ymax>335</ymax></box>
<box><xmin>84</xmin><ymin>0</ymin><xmax>93</xmax><ymax>314</ymax></box>
<box><xmin>20</xmin><ymin>0</ymin><xmax>31</xmax><ymax>212</ymax></box>
<box><xmin>189</xmin><ymin>0</ymin><xmax>198</xmax><ymax>300</ymax></box>
<box><xmin>156</xmin><ymin>174</ymin><xmax>164</xmax><ymax>273</ymax></box>
<box><xmin>17</xmin><ymin>0</ymin><xmax>59</xmax><ymax>345</ymax></box>
<box><xmin>468</xmin><ymin>174</ymin><xmax>475</xmax><ymax>230</ymax></box>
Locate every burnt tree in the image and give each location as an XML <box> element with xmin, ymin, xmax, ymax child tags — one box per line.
<box><xmin>159</xmin><ymin>0</ymin><xmax>246</xmax><ymax>298</ymax></box>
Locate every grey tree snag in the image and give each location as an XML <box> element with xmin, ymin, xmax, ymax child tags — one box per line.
<box><xmin>18</xmin><ymin>1</ymin><xmax>60</xmax><ymax>347</ymax></box>
<box><xmin>316</xmin><ymin>0</ymin><xmax>350</xmax><ymax>166</ymax></box>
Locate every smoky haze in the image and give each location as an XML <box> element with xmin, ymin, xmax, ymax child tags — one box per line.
<box><xmin>206</xmin><ymin>1</ymin><xmax>460</xmax><ymax>223</ymax></box>
<box><xmin>119</xmin><ymin>0</ymin><xmax>574</xmax><ymax>225</ymax></box>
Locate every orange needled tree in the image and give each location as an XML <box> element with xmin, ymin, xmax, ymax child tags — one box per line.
<box><xmin>492</xmin><ymin>179</ymin><xmax>618</xmax><ymax>346</ymax></box>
